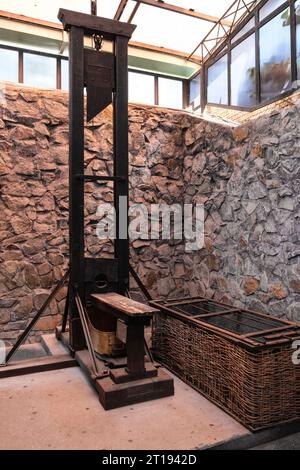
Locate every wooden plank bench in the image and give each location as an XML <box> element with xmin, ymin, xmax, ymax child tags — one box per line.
<box><xmin>89</xmin><ymin>293</ymin><xmax>174</xmax><ymax>409</ymax></box>
<box><xmin>91</xmin><ymin>293</ymin><xmax>159</xmax><ymax>382</ymax></box>
<box><xmin>91</xmin><ymin>292</ymin><xmax>158</xmax><ymax>322</ymax></box>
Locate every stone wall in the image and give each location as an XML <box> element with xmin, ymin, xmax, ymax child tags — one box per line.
<box><xmin>0</xmin><ymin>83</ymin><xmax>299</xmax><ymax>342</ymax></box>
<box><xmin>0</xmin><ymin>84</ymin><xmax>194</xmax><ymax>342</ymax></box>
<box><xmin>204</xmin><ymin>89</ymin><xmax>300</xmax><ymax>124</ymax></box>
<box><xmin>184</xmin><ymin>105</ymin><xmax>300</xmax><ymax>322</ymax></box>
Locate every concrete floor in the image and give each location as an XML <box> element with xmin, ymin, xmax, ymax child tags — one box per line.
<box><xmin>0</xmin><ymin>365</ymin><xmax>248</xmax><ymax>450</ymax></box>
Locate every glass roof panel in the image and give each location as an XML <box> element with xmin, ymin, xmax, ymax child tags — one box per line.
<box><xmin>167</xmin><ymin>0</ymin><xmax>235</xmax><ymax>18</ymax></box>
<box><xmin>0</xmin><ymin>0</ymin><xmax>259</xmax><ymax>55</ymax></box>
<box><xmin>128</xmin><ymin>3</ymin><xmax>212</xmax><ymax>53</ymax></box>
<box><xmin>0</xmin><ymin>0</ymin><xmax>120</xmax><ymax>23</ymax></box>
<box><xmin>97</xmin><ymin>0</ymin><xmax>121</xmax><ymax>19</ymax></box>
<box><xmin>260</xmin><ymin>0</ymin><xmax>285</xmax><ymax>20</ymax></box>
<box><xmin>121</xmin><ymin>1</ymin><xmax>235</xmax><ymax>21</ymax></box>
<box><xmin>120</xmin><ymin>1</ymin><xmax>138</xmax><ymax>22</ymax></box>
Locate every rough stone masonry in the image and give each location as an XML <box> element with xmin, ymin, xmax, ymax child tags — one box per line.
<box><xmin>0</xmin><ymin>83</ymin><xmax>300</xmax><ymax>342</ymax></box>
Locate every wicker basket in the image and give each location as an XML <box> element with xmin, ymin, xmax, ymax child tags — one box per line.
<box><xmin>151</xmin><ymin>297</ymin><xmax>300</xmax><ymax>431</ymax></box>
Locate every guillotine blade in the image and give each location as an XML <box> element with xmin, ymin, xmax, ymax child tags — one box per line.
<box><xmin>84</xmin><ymin>49</ymin><xmax>115</xmax><ymax>122</ymax></box>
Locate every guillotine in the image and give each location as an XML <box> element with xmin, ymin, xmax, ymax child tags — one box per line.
<box><xmin>59</xmin><ymin>7</ymin><xmax>133</xmax><ymax>352</ymax></box>
<box><xmin>55</xmin><ymin>7</ymin><xmax>174</xmax><ymax>408</ymax></box>
<box><xmin>0</xmin><ymin>6</ymin><xmax>173</xmax><ymax>409</ymax></box>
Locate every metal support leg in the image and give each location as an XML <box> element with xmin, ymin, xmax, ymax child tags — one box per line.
<box><xmin>61</xmin><ymin>282</ymin><xmax>70</xmax><ymax>333</ymax></box>
<box><xmin>74</xmin><ymin>292</ymin><xmax>100</xmax><ymax>378</ymax></box>
<box><xmin>5</xmin><ymin>269</ymin><xmax>69</xmax><ymax>365</ymax></box>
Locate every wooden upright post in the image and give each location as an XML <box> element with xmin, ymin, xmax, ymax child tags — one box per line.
<box><xmin>114</xmin><ymin>36</ymin><xmax>130</xmax><ymax>295</ymax></box>
<box><xmin>68</xmin><ymin>26</ymin><xmax>86</xmax><ymax>351</ymax></box>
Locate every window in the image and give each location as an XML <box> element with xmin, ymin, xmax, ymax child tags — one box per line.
<box><xmin>189</xmin><ymin>73</ymin><xmax>201</xmax><ymax>109</ymax></box>
<box><xmin>158</xmin><ymin>77</ymin><xmax>183</xmax><ymax>109</ymax></box>
<box><xmin>296</xmin><ymin>0</ymin><xmax>300</xmax><ymax>79</ymax></box>
<box><xmin>0</xmin><ymin>48</ymin><xmax>18</xmax><ymax>83</ymax></box>
<box><xmin>259</xmin><ymin>8</ymin><xmax>291</xmax><ymax>101</ymax></box>
<box><xmin>207</xmin><ymin>54</ymin><xmax>228</xmax><ymax>105</ymax></box>
<box><xmin>232</xmin><ymin>17</ymin><xmax>255</xmax><ymax>43</ymax></box>
<box><xmin>128</xmin><ymin>71</ymin><xmax>155</xmax><ymax>105</ymax></box>
<box><xmin>259</xmin><ymin>0</ymin><xmax>284</xmax><ymax>21</ymax></box>
<box><xmin>24</xmin><ymin>53</ymin><xmax>57</xmax><ymax>89</ymax></box>
<box><xmin>127</xmin><ymin>2</ymin><xmax>212</xmax><ymax>55</ymax></box>
<box><xmin>231</xmin><ymin>34</ymin><xmax>256</xmax><ymax>107</ymax></box>
<box><xmin>202</xmin><ymin>0</ymin><xmax>300</xmax><ymax>110</ymax></box>
<box><xmin>61</xmin><ymin>59</ymin><xmax>69</xmax><ymax>90</ymax></box>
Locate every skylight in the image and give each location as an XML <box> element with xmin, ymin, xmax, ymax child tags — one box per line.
<box><xmin>0</xmin><ymin>0</ymin><xmax>254</xmax><ymax>58</ymax></box>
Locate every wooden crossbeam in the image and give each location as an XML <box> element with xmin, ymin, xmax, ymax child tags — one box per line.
<box><xmin>131</xmin><ymin>0</ymin><xmax>232</xmax><ymax>26</ymax></box>
<box><xmin>58</xmin><ymin>8</ymin><xmax>136</xmax><ymax>38</ymax></box>
<box><xmin>0</xmin><ymin>355</ymin><xmax>77</xmax><ymax>379</ymax></box>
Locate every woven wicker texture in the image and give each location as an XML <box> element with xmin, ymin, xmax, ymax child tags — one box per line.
<box><xmin>152</xmin><ymin>312</ymin><xmax>300</xmax><ymax>430</ymax></box>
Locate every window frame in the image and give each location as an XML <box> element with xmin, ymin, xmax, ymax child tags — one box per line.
<box><xmin>0</xmin><ymin>46</ymin><xmax>19</xmax><ymax>83</ymax></box>
<box><xmin>0</xmin><ymin>43</ymin><xmax>186</xmax><ymax>109</ymax></box>
<box><xmin>128</xmin><ymin>68</ymin><xmax>185</xmax><ymax>108</ymax></box>
<box><xmin>197</xmin><ymin>0</ymin><xmax>298</xmax><ymax>112</ymax></box>
<box><xmin>157</xmin><ymin>75</ymin><xmax>184</xmax><ymax>109</ymax></box>
<box><xmin>0</xmin><ymin>43</ymin><xmax>67</xmax><ymax>89</ymax></box>
<box><xmin>128</xmin><ymin>69</ymin><xmax>156</xmax><ymax>106</ymax></box>
<box><xmin>23</xmin><ymin>50</ymin><xmax>58</xmax><ymax>89</ymax></box>
<box><xmin>230</xmin><ymin>32</ymin><xmax>256</xmax><ymax>108</ymax></box>
<box><xmin>188</xmin><ymin>70</ymin><xmax>202</xmax><ymax>111</ymax></box>
<box><xmin>207</xmin><ymin>52</ymin><xmax>229</xmax><ymax>106</ymax></box>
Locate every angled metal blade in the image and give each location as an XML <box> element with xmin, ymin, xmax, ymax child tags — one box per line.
<box><xmin>84</xmin><ymin>49</ymin><xmax>115</xmax><ymax>121</ymax></box>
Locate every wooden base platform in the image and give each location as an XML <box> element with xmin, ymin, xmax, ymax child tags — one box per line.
<box><xmin>109</xmin><ymin>362</ymin><xmax>157</xmax><ymax>384</ymax></box>
<box><xmin>57</xmin><ymin>327</ymin><xmax>174</xmax><ymax>410</ymax></box>
<box><xmin>96</xmin><ymin>367</ymin><xmax>174</xmax><ymax>410</ymax></box>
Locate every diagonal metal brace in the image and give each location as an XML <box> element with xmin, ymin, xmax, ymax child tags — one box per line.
<box><xmin>74</xmin><ymin>292</ymin><xmax>106</xmax><ymax>379</ymax></box>
<box><xmin>5</xmin><ymin>268</ymin><xmax>70</xmax><ymax>365</ymax></box>
<box><xmin>129</xmin><ymin>263</ymin><xmax>152</xmax><ymax>301</ymax></box>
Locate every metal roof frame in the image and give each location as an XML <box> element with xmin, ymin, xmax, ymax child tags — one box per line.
<box><xmin>111</xmin><ymin>0</ymin><xmax>263</xmax><ymax>63</ymax></box>
<box><xmin>0</xmin><ymin>1</ymin><xmax>264</xmax><ymax>65</ymax></box>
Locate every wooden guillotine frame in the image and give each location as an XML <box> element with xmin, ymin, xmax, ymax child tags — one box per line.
<box><xmin>59</xmin><ymin>7</ymin><xmax>134</xmax><ymax>351</ymax></box>
<box><xmin>55</xmin><ymin>7</ymin><xmax>174</xmax><ymax>409</ymax></box>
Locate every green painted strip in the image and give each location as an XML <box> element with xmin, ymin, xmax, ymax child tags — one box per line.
<box><xmin>128</xmin><ymin>55</ymin><xmax>198</xmax><ymax>79</ymax></box>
